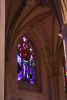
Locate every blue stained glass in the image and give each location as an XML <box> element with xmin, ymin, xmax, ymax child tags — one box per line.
<box><xmin>17</xmin><ymin>36</ymin><xmax>36</xmax><ymax>85</ymax></box>
<box><xmin>17</xmin><ymin>55</ymin><xmax>22</xmax><ymax>65</ymax></box>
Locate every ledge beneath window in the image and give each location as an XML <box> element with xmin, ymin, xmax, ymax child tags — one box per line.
<box><xmin>17</xmin><ymin>81</ymin><xmax>42</xmax><ymax>93</ymax></box>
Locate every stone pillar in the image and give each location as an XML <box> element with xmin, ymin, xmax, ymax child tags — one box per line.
<box><xmin>62</xmin><ymin>24</ymin><xmax>67</xmax><ymax>68</ymax></box>
<box><xmin>0</xmin><ymin>0</ymin><xmax>5</xmax><ymax>100</ymax></box>
<box><xmin>62</xmin><ymin>24</ymin><xmax>67</xmax><ymax>99</ymax></box>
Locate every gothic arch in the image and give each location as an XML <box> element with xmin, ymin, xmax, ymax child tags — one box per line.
<box><xmin>5</xmin><ymin>1</ymin><xmax>65</xmax><ymax>100</ymax></box>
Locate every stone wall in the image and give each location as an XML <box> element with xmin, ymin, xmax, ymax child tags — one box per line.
<box><xmin>0</xmin><ymin>0</ymin><xmax>5</xmax><ymax>100</ymax></box>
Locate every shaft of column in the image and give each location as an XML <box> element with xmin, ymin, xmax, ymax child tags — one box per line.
<box><xmin>62</xmin><ymin>24</ymin><xmax>67</xmax><ymax>69</ymax></box>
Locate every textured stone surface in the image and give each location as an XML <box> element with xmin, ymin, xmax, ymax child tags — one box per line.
<box><xmin>0</xmin><ymin>0</ymin><xmax>5</xmax><ymax>100</ymax></box>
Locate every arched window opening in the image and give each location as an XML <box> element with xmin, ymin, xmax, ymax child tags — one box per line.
<box><xmin>17</xmin><ymin>36</ymin><xmax>36</xmax><ymax>85</ymax></box>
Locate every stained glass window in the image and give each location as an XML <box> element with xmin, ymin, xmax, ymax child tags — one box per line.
<box><xmin>17</xmin><ymin>36</ymin><xmax>36</xmax><ymax>85</ymax></box>
<box><xmin>64</xmin><ymin>66</ymin><xmax>67</xmax><ymax>78</ymax></box>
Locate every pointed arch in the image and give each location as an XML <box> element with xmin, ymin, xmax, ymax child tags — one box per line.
<box><xmin>17</xmin><ymin>36</ymin><xmax>36</xmax><ymax>85</ymax></box>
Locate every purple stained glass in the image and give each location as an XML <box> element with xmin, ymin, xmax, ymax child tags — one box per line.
<box><xmin>17</xmin><ymin>36</ymin><xmax>36</xmax><ymax>85</ymax></box>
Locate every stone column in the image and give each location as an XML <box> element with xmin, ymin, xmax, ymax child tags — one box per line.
<box><xmin>62</xmin><ymin>24</ymin><xmax>67</xmax><ymax>68</ymax></box>
<box><xmin>62</xmin><ymin>24</ymin><xmax>67</xmax><ymax>99</ymax></box>
<box><xmin>0</xmin><ymin>0</ymin><xmax>5</xmax><ymax>100</ymax></box>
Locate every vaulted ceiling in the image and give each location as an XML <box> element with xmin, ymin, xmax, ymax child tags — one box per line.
<box><xmin>5</xmin><ymin>0</ymin><xmax>67</xmax><ymax>59</ymax></box>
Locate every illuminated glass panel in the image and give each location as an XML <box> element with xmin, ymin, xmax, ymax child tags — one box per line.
<box><xmin>64</xmin><ymin>66</ymin><xmax>67</xmax><ymax>82</ymax></box>
<box><xmin>17</xmin><ymin>36</ymin><xmax>36</xmax><ymax>85</ymax></box>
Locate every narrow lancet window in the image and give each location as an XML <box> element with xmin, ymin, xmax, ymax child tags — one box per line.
<box><xmin>17</xmin><ymin>36</ymin><xmax>36</xmax><ymax>85</ymax></box>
